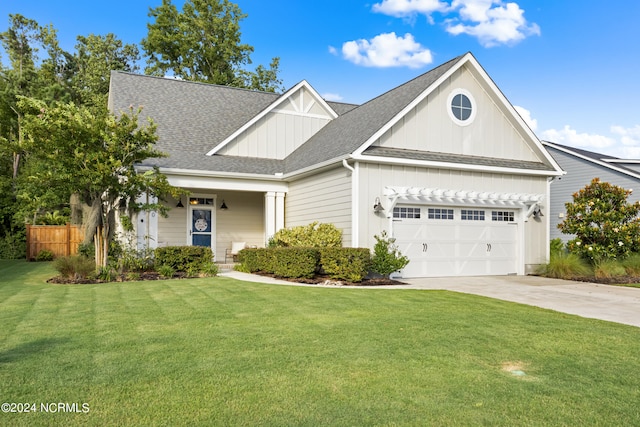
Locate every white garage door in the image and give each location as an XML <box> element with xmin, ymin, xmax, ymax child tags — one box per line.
<box><xmin>393</xmin><ymin>206</ymin><xmax>518</xmax><ymax>278</ymax></box>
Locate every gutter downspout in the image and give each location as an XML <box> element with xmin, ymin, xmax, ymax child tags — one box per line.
<box><xmin>342</xmin><ymin>159</ymin><xmax>358</xmax><ymax>248</ymax></box>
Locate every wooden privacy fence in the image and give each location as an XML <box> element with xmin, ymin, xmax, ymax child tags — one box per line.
<box><xmin>26</xmin><ymin>223</ymin><xmax>84</xmax><ymax>260</ymax></box>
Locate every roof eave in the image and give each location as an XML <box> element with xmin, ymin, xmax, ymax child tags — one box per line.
<box><xmin>352</xmin><ymin>154</ymin><xmax>564</xmax><ymax>177</ymax></box>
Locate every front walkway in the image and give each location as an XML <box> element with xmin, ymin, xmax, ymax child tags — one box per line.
<box><xmin>220</xmin><ymin>271</ymin><xmax>640</xmax><ymax>328</ymax></box>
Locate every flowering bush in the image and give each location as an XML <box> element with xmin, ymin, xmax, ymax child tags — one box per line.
<box><xmin>559</xmin><ymin>178</ymin><xmax>640</xmax><ymax>262</ymax></box>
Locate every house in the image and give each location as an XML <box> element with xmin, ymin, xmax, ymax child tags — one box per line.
<box><xmin>107</xmin><ymin>52</ymin><xmax>564</xmax><ymax>278</ymax></box>
<box><xmin>543</xmin><ymin>141</ymin><xmax>640</xmax><ymax>242</ymax></box>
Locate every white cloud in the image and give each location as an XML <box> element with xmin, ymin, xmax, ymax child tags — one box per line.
<box><xmin>541</xmin><ymin>125</ymin><xmax>616</xmax><ymax>150</ymax></box>
<box><xmin>328</xmin><ymin>45</ymin><xmax>338</xmax><ymax>55</ymax></box>
<box><xmin>513</xmin><ymin>105</ymin><xmax>537</xmax><ymax>131</ymax></box>
<box><xmin>372</xmin><ymin>0</ymin><xmax>449</xmax><ymax>18</ymax></box>
<box><xmin>446</xmin><ymin>0</ymin><xmax>540</xmax><ymax>47</ymax></box>
<box><xmin>322</xmin><ymin>93</ymin><xmax>344</xmax><ymax>102</ymax></box>
<box><xmin>611</xmin><ymin>125</ymin><xmax>640</xmax><ymax>147</ymax></box>
<box><xmin>342</xmin><ymin>32</ymin><xmax>433</xmax><ymax>68</ymax></box>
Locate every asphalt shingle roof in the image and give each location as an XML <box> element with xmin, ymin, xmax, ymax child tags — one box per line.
<box><xmin>111</xmin><ymin>54</ymin><xmax>540</xmax><ymax>176</ymax></box>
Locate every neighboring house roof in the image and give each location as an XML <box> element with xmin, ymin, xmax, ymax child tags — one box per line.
<box><xmin>542</xmin><ymin>141</ymin><xmax>640</xmax><ymax>180</ymax></box>
<box><xmin>108</xmin><ymin>52</ymin><xmax>561</xmax><ymax>178</ymax></box>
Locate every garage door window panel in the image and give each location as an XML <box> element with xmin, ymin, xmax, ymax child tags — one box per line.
<box><xmin>461</xmin><ymin>209</ymin><xmax>485</xmax><ymax>221</ymax></box>
<box><xmin>427</xmin><ymin>208</ymin><xmax>454</xmax><ymax>220</ymax></box>
<box><xmin>492</xmin><ymin>211</ymin><xmax>515</xmax><ymax>222</ymax></box>
<box><xmin>393</xmin><ymin>207</ymin><xmax>421</xmax><ymax>219</ymax></box>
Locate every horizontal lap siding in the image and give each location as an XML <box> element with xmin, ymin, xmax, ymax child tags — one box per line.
<box><xmin>547</xmin><ymin>147</ymin><xmax>640</xmax><ymax>242</ymax></box>
<box><xmin>286</xmin><ymin>167</ymin><xmax>352</xmax><ymax>246</ymax></box>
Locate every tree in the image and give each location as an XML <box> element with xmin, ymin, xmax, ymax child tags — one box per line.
<box><xmin>559</xmin><ymin>178</ymin><xmax>640</xmax><ymax>262</ymax></box>
<box><xmin>18</xmin><ymin>97</ymin><xmax>181</xmax><ymax>268</ymax></box>
<box><xmin>142</xmin><ymin>0</ymin><xmax>283</xmax><ymax>92</ymax></box>
<box><xmin>72</xmin><ymin>33</ymin><xmax>140</xmax><ymax>110</ymax></box>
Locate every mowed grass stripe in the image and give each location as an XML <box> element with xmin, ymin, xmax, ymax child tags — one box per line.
<box><xmin>0</xmin><ymin>261</ymin><xmax>639</xmax><ymax>426</ymax></box>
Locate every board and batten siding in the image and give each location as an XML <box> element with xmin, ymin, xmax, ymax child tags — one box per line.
<box><xmin>546</xmin><ymin>147</ymin><xmax>640</xmax><ymax>242</ymax></box>
<box><xmin>358</xmin><ymin>162</ymin><xmax>550</xmax><ymax>269</ymax></box>
<box><xmin>217</xmin><ymin>87</ymin><xmax>333</xmax><ymax>160</ymax></box>
<box><xmin>374</xmin><ymin>65</ymin><xmax>539</xmax><ymax>163</ymax></box>
<box><xmin>286</xmin><ymin>167</ymin><xmax>352</xmax><ymax>246</ymax></box>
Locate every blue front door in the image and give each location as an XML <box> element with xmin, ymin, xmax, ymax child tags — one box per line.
<box><xmin>191</xmin><ymin>208</ymin><xmax>212</xmax><ymax>248</ymax></box>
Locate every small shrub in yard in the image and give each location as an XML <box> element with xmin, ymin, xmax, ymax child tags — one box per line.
<box><xmin>237</xmin><ymin>248</ymin><xmax>260</xmax><ymax>272</ymax></box>
<box><xmin>157</xmin><ymin>264</ymin><xmax>175</xmax><ymax>278</ymax></box>
<box><xmin>272</xmin><ymin>247</ymin><xmax>319</xmax><ymax>279</ymax></box>
<box><xmin>621</xmin><ymin>253</ymin><xmax>640</xmax><ymax>276</ymax></box>
<box><xmin>269</xmin><ymin>222</ymin><xmax>342</xmax><ymax>248</ymax></box>
<box><xmin>320</xmin><ymin>248</ymin><xmax>371</xmax><ymax>282</ymax></box>
<box><xmin>155</xmin><ymin>246</ymin><xmax>213</xmax><ymax>272</ymax></box>
<box><xmin>53</xmin><ymin>256</ymin><xmax>96</xmax><ymax>279</ymax></box>
<box><xmin>370</xmin><ymin>231</ymin><xmax>409</xmax><ymax>278</ymax></box>
<box><xmin>538</xmin><ymin>252</ymin><xmax>592</xmax><ymax>279</ymax></box>
<box><xmin>594</xmin><ymin>260</ymin><xmax>627</xmax><ymax>279</ymax></box>
<box><xmin>0</xmin><ymin>232</ymin><xmax>26</xmax><ymax>259</ymax></box>
<box><xmin>36</xmin><ymin>249</ymin><xmax>55</xmax><ymax>261</ymax></box>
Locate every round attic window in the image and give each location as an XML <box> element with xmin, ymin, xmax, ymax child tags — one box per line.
<box><xmin>447</xmin><ymin>89</ymin><xmax>476</xmax><ymax>126</ymax></box>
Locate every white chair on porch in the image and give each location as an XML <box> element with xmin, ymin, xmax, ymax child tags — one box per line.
<box><xmin>225</xmin><ymin>241</ymin><xmax>246</xmax><ymax>263</ymax></box>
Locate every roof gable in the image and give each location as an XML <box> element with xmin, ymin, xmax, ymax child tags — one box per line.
<box><xmin>207</xmin><ymin>80</ymin><xmax>338</xmax><ymax>158</ymax></box>
<box><xmin>284</xmin><ymin>53</ymin><xmax>562</xmax><ymax>176</ymax></box>
<box><xmin>543</xmin><ymin>141</ymin><xmax>640</xmax><ymax>180</ymax></box>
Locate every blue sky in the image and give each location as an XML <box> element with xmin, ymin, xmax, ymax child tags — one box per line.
<box><xmin>1</xmin><ymin>0</ymin><xmax>640</xmax><ymax>158</ymax></box>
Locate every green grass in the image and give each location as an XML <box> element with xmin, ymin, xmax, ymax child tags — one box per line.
<box><xmin>1</xmin><ymin>260</ymin><xmax>640</xmax><ymax>426</ymax></box>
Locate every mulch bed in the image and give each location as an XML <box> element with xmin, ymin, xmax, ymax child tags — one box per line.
<box><xmin>47</xmin><ymin>271</ymin><xmax>405</xmax><ymax>286</ymax></box>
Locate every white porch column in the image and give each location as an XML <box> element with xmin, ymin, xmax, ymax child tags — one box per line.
<box><xmin>275</xmin><ymin>192</ymin><xmax>285</xmax><ymax>232</ymax></box>
<box><xmin>265</xmin><ymin>191</ymin><xmax>286</xmax><ymax>244</ymax></box>
<box><xmin>265</xmin><ymin>191</ymin><xmax>276</xmax><ymax>243</ymax></box>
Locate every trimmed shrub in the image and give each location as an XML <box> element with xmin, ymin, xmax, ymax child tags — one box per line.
<box><xmin>270</xmin><ymin>222</ymin><xmax>342</xmax><ymax>248</ymax></box>
<box><xmin>157</xmin><ymin>264</ymin><xmax>175</xmax><ymax>278</ymax></box>
<box><xmin>320</xmin><ymin>248</ymin><xmax>371</xmax><ymax>282</ymax></box>
<box><xmin>155</xmin><ymin>246</ymin><xmax>213</xmax><ymax>272</ymax></box>
<box><xmin>272</xmin><ymin>247</ymin><xmax>319</xmax><ymax>279</ymax></box>
<box><xmin>237</xmin><ymin>248</ymin><xmax>260</xmax><ymax>272</ymax></box>
<box><xmin>256</xmin><ymin>248</ymin><xmax>277</xmax><ymax>274</ymax></box>
<box><xmin>36</xmin><ymin>249</ymin><xmax>55</xmax><ymax>262</ymax></box>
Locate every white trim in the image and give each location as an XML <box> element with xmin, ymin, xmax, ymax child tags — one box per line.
<box><xmin>382</xmin><ymin>186</ymin><xmax>543</xmax><ymax>213</ymax></box>
<box><xmin>354</xmin><ymin>154</ymin><xmax>564</xmax><ymax>177</ymax></box>
<box><xmin>351</xmin><ymin>53</ymin><xmax>564</xmax><ymax>175</ymax></box>
<box><xmin>447</xmin><ymin>88</ymin><xmax>476</xmax><ymax>126</ymax></box>
<box><xmin>543</xmin><ymin>141</ymin><xmax>640</xmax><ymax>180</ymax></box>
<box><xmin>206</xmin><ymin>80</ymin><xmax>338</xmax><ymax>156</ymax></box>
<box><xmin>342</xmin><ymin>159</ymin><xmax>358</xmax><ymax>247</ymax></box>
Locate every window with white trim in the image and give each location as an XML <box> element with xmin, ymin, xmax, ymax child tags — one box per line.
<box><xmin>461</xmin><ymin>209</ymin><xmax>485</xmax><ymax>221</ymax></box>
<box><xmin>393</xmin><ymin>206</ymin><xmax>421</xmax><ymax>219</ymax></box>
<box><xmin>492</xmin><ymin>211</ymin><xmax>515</xmax><ymax>222</ymax></box>
<box><xmin>428</xmin><ymin>208</ymin><xmax>454</xmax><ymax>220</ymax></box>
<box><xmin>447</xmin><ymin>89</ymin><xmax>476</xmax><ymax>126</ymax></box>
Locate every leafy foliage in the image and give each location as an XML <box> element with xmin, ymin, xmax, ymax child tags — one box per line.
<box><xmin>269</xmin><ymin>222</ymin><xmax>343</xmax><ymax>248</ymax></box>
<box><xmin>142</xmin><ymin>0</ymin><xmax>282</xmax><ymax>91</ymax></box>
<box><xmin>155</xmin><ymin>245</ymin><xmax>214</xmax><ymax>273</ymax></box>
<box><xmin>52</xmin><ymin>255</ymin><xmax>96</xmax><ymax>279</ymax></box>
<box><xmin>559</xmin><ymin>178</ymin><xmax>640</xmax><ymax>263</ymax></box>
<box><xmin>370</xmin><ymin>231</ymin><xmax>409</xmax><ymax>278</ymax></box>
<box><xmin>320</xmin><ymin>248</ymin><xmax>371</xmax><ymax>283</ymax></box>
<box><xmin>18</xmin><ymin>97</ymin><xmax>179</xmax><ymax>267</ymax></box>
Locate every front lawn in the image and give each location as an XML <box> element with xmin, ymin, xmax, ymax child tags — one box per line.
<box><xmin>1</xmin><ymin>260</ymin><xmax>639</xmax><ymax>426</ymax></box>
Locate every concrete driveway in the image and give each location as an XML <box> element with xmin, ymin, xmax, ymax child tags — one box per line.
<box><xmin>397</xmin><ymin>275</ymin><xmax>640</xmax><ymax>328</ymax></box>
<box><xmin>222</xmin><ymin>271</ymin><xmax>640</xmax><ymax>328</ymax></box>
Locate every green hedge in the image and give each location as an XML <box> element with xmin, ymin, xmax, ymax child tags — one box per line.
<box><xmin>320</xmin><ymin>248</ymin><xmax>371</xmax><ymax>283</ymax></box>
<box><xmin>239</xmin><ymin>247</ymin><xmax>371</xmax><ymax>282</ymax></box>
<box><xmin>155</xmin><ymin>246</ymin><xmax>213</xmax><ymax>272</ymax></box>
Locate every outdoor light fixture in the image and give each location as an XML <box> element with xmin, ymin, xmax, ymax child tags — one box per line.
<box><xmin>532</xmin><ymin>206</ymin><xmax>543</xmax><ymax>218</ymax></box>
<box><xmin>373</xmin><ymin>197</ymin><xmax>384</xmax><ymax>213</ymax></box>
<box><xmin>220</xmin><ymin>200</ymin><xmax>228</xmax><ymax>210</ymax></box>
<box><xmin>176</xmin><ymin>198</ymin><xmax>184</xmax><ymax>208</ymax></box>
